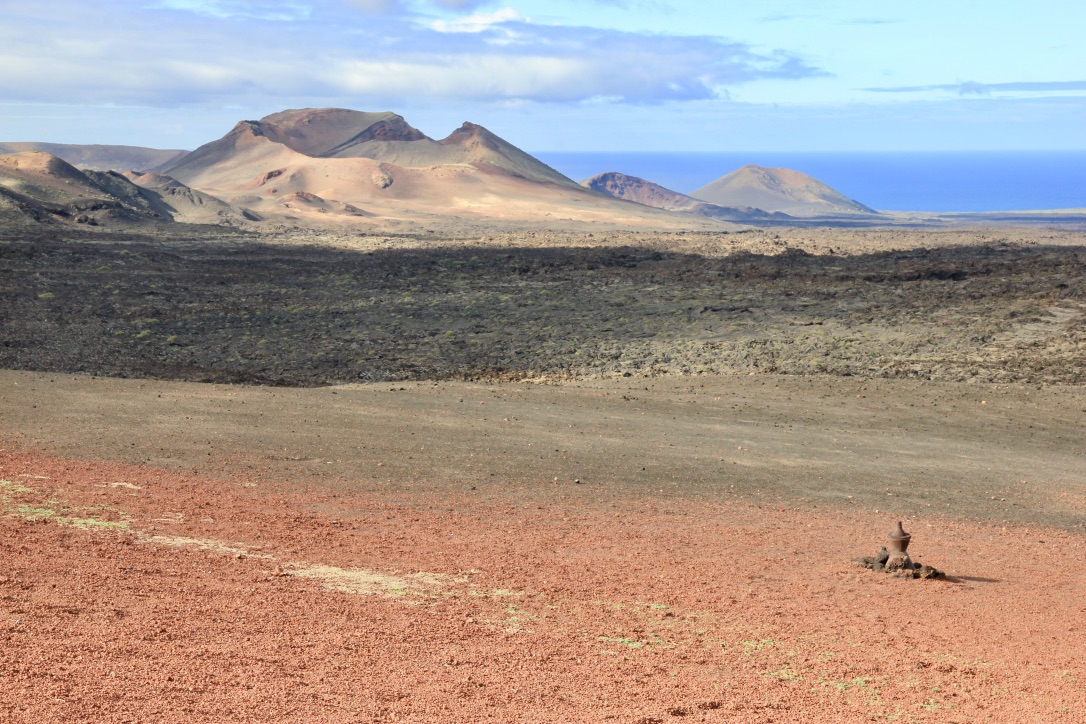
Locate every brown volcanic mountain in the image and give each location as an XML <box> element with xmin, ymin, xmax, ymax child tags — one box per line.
<box><xmin>0</xmin><ymin>142</ymin><xmax>187</xmax><ymax>172</ymax></box>
<box><xmin>163</xmin><ymin>108</ymin><xmax>577</xmax><ymax>190</ymax></box>
<box><xmin>692</xmin><ymin>165</ymin><xmax>876</xmax><ymax>217</ymax></box>
<box><xmin>159</xmin><ymin>108</ymin><xmax>721</xmax><ymax>228</ymax></box>
<box><xmin>260</xmin><ymin>108</ymin><xmax>575</xmax><ymax>186</ymax></box>
<box><xmin>582</xmin><ymin>172</ymin><xmax>791</xmax><ymax>221</ymax></box>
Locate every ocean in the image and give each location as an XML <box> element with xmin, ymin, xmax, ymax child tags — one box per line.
<box><xmin>532</xmin><ymin>151</ymin><xmax>1086</xmax><ymax>213</ymax></box>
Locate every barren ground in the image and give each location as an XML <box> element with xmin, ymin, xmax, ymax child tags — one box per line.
<box><xmin>1</xmin><ymin>225</ymin><xmax>1085</xmax><ymax>722</ymax></box>
<box><xmin>4</xmin><ymin>226</ymin><xmax>1085</xmax><ymax>387</ymax></box>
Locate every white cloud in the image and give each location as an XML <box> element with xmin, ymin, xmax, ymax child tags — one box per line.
<box><xmin>152</xmin><ymin>0</ymin><xmax>312</xmax><ymax>20</ymax></box>
<box><xmin>336</xmin><ymin>55</ymin><xmax>589</xmax><ymax>100</ymax></box>
<box><xmin>431</xmin><ymin>8</ymin><xmax>525</xmax><ymax>34</ymax></box>
<box><xmin>341</xmin><ymin>0</ymin><xmax>489</xmax><ymax>13</ymax></box>
<box><xmin>432</xmin><ymin>0</ymin><xmax>487</xmax><ymax>8</ymax></box>
<box><xmin>341</xmin><ymin>0</ymin><xmax>400</xmax><ymax>12</ymax></box>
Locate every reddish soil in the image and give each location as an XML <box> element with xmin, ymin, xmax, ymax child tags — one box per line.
<box><xmin>3</xmin><ymin>443</ymin><xmax>1084</xmax><ymax>723</ymax></box>
<box><xmin>2</xmin><ymin>221</ymin><xmax>1084</xmax><ymax>721</ymax></box>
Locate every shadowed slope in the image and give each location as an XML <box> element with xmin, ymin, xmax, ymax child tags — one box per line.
<box><xmin>122</xmin><ymin>171</ymin><xmax>258</xmax><ymax>225</ymax></box>
<box><xmin>0</xmin><ymin>151</ymin><xmax>161</xmax><ymax>223</ymax></box>
<box><xmin>0</xmin><ymin>151</ymin><xmax>253</xmax><ymax>226</ymax></box>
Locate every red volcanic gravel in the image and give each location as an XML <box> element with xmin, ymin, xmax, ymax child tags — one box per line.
<box><xmin>2</xmin><ymin>447</ymin><xmax>1085</xmax><ymax>722</ymax></box>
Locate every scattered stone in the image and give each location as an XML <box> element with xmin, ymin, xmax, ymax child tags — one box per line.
<box><xmin>853</xmin><ymin>550</ymin><xmax>942</xmax><ymax>579</ymax></box>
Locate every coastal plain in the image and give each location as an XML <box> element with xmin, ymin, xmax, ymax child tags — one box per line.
<box><xmin>2</xmin><ymin>223</ymin><xmax>1085</xmax><ymax>722</ymax></box>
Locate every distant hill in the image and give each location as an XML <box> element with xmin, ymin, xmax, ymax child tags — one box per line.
<box><xmin>582</xmin><ymin>171</ymin><xmax>791</xmax><ymax>221</ymax></box>
<box><xmin>0</xmin><ymin>151</ymin><xmax>251</xmax><ymax>227</ymax></box>
<box><xmin>0</xmin><ymin>142</ymin><xmax>187</xmax><ymax>173</ymax></box>
<box><xmin>692</xmin><ymin>165</ymin><xmax>876</xmax><ymax>217</ymax></box>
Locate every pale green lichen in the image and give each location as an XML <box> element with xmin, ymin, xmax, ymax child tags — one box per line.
<box><xmin>1</xmin><ymin>479</ymin><xmax>130</xmax><ymax>530</ymax></box>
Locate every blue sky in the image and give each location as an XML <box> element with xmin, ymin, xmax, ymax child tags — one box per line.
<box><xmin>0</xmin><ymin>0</ymin><xmax>1083</xmax><ymax>151</ymax></box>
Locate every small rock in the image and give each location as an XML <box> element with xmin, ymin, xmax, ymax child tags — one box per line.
<box><xmin>917</xmin><ymin>564</ymin><xmax>942</xmax><ymax>579</ymax></box>
<box><xmin>372</xmin><ymin>169</ymin><xmax>393</xmax><ymax>189</ymax></box>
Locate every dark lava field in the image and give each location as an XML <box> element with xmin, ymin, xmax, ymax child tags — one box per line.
<box><xmin>2</xmin><ymin>228</ymin><xmax>1084</xmax><ymax>386</ymax></box>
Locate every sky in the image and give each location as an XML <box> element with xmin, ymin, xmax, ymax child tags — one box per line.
<box><xmin>0</xmin><ymin>0</ymin><xmax>1083</xmax><ymax>152</ymax></box>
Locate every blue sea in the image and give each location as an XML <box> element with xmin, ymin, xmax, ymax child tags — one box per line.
<box><xmin>533</xmin><ymin>151</ymin><xmax>1086</xmax><ymax>213</ymax></box>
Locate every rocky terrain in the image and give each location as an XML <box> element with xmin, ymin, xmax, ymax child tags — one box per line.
<box><xmin>2</xmin><ymin>226</ymin><xmax>1083</xmax><ymax>387</ymax></box>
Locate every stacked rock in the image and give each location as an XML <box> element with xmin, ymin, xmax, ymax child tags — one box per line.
<box><xmin>854</xmin><ymin>521</ymin><xmax>942</xmax><ymax>579</ymax></box>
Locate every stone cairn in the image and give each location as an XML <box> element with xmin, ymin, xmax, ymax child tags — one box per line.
<box><xmin>854</xmin><ymin>521</ymin><xmax>942</xmax><ymax>579</ymax></box>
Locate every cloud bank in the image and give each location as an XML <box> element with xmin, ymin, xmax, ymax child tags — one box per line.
<box><xmin>864</xmin><ymin>80</ymin><xmax>1086</xmax><ymax>96</ymax></box>
<box><xmin>0</xmin><ymin>0</ymin><xmax>820</xmax><ymax>108</ymax></box>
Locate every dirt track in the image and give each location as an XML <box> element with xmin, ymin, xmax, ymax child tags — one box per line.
<box><xmin>3</xmin><ymin>371</ymin><xmax>1084</xmax><ymax>531</ymax></box>
<box><xmin>2</xmin><ymin>226</ymin><xmax>1086</xmax><ymax>721</ymax></box>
